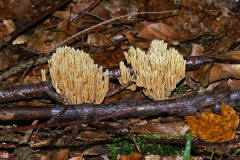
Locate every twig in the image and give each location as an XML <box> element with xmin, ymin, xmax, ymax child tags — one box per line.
<box><xmin>0</xmin><ymin>81</ymin><xmax>53</xmax><ymax>103</ymax></box>
<box><xmin>19</xmin><ymin>120</ymin><xmax>39</xmax><ymax>144</ymax></box>
<box><xmin>0</xmin><ymin>56</ymin><xmax>49</xmax><ymax>82</ymax></box>
<box><xmin>72</xmin><ymin>0</ymin><xmax>102</xmax><ymax>22</ymax></box>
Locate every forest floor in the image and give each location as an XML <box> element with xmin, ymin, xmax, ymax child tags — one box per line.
<box><xmin>1</xmin><ymin>0</ymin><xmax>240</xmax><ymax>159</ymax></box>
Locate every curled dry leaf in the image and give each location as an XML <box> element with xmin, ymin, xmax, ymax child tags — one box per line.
<box><xmin>137</xmin><ymin>22</ymin><xmax>195</xmax><ymax>42</ymax></box>
<box><xmin>185</xmin><ymin>103</ymin><xmax>239</xmax><ymax>142</ymax></box>
<box><xmin>209</xmin><ymin>63</ymin><xmax>240</xmax><ymax>83</ymax></box>
<box><xmin>12</xmin><ymin>34</ymin><xmax>30</xmax><ymax>45</ymax></box>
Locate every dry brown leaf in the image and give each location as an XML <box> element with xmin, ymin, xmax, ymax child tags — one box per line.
<box><xmin>120</xmin><ymin>152</ymin><xmax>141</xmax><ymax>160</ymax></box>
<box><xmin>56</xmin><ymin>20</ymin><xmax>78</xmax><ymax>35</ymax></box>
<box><xmin>12</xmin><ymin>34</ymin><xmax>30</xmax><ymax>44</ymax></box>
<box><xmin>209</xmin><ymin>63</ymin><xmax>240</xmax><ymax>83</ymax></box>
<box><xmin>131</xmin><ymin>121</ymin><xmax>188</xmax><ymax>136</ymax></box>
<box><xmin>91</xmin><ymin>48</ymin><xmax>125</xmax><ymax>67</ymax></box>
<box><xmin>71</xmin><ymin>2</ymin><xmax>111</xmax><ymax>20</ymax></box>
<box><xmin>0</xmin><ymin>151</ymin><xmax>10</xmax><ymax>159</ymax></box>
<box><xmin>146</xmin><ymin>0</ymin><xmax>178</xmax><ymax>20</ymax></box>
<box><xmin>27</xmin><ymin>30</ymin><xmax>70</xmax><ymax>52</ymax></box>
<box><xmin>43</xmin><ymin>149</ymin><xmax>69</xmax><ymax>160</ymax></box>
<box><xmin>185</xmin><ymin>103</ymin><xmax>239</xmax><ymax>142</ymax></box>
<box><xmin>83</xmin><ymin>145</ymin><xmax>108</xmax><ymax>156</ymax></box>
<box><xmin>227</xmin><ymin>79</ymin><xmax>240</xmax><ymax>90</ymax></box>
<box><xmin>145</xmin><ymin>155</ymin><xmax>161</xmax><ymax>160</ymax></box>
<box><xmin>53</xmin><ymin>10</ymin><xmax>77</xmax><ymax>21</ymax></box>
<box><xmin>205</xmin><ymin>80</ymin><xmax>228</xmax><ymax>91</ymax></box>
<box><xmin>69</xmin><ymin>154</ymin><xmax>84</xmax><ymax>160</ymax></box>
<box><xmin>215</xmin><ymin>51</ymin><xmax>240</xmax><ymax>64</ymax></box>
<box><xmin>137</xmin><ymin>22</ymin><xmax>194</xmax><ymax>42</ymax></box>
<box><xmin>186</xmin><ymin>63</ymin><xmax>211</xmax><ymax>87</ymax></box>
<box><xmin>0</xmin><ymin>0</ymin><xmax>33</xmax><ymax>20</ymax></box>
<box><xmin>87</xmin><ymin>33</ymin><xmax>112</xmax><ymax>47</ymax></box>
<box><xmin>104</xmin><ymin>0</ymin><xmax>138</xmax><ymax>22</ymax></box>
<box><xmin>191</xmin><ymin>43</ymin><xmax>204</xmax><ymax>56</ymax></box>
<box><xmin>3</xmin><ymin>19</ymin><xmax>15</xmax><ymax>35</ymax></box>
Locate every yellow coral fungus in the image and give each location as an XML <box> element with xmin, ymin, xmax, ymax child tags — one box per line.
<box><xmin>120</xmin><ymin>40</ymin><xmax>186</xmax><ymax>100</ymax></box>
<box><xmin>118</xmin><ymin>61</ymin><xmax>136</xmax><ymax>91</ymax></box>
<box><xmin>48</xmin><ymin>46</ymin><xmax>109</xmax><ymax>104</ymax></box>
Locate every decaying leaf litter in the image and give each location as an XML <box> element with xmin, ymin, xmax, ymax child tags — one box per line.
<box><xmin>0</xmin><ymin>0</ymin><xmax>240</xmax><ymax>159</ymax></box>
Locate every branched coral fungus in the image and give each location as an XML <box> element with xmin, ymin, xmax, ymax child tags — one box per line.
<box><xmin>48</xmin><ymin>46</ymin><xmax>109</xmax><ymax>104</ymax></box>
<box><xmin>120</xmin><ymin>40</ymin><xmax>186</xmax><ymax>100</ymax></box>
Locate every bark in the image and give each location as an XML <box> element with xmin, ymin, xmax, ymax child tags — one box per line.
<box><xmin>0</xmin><ymin>81</ymin><xmax>53</xmax><ymax>103</ymax></box>
<box><xmin>0</xmin><ymin>88</ymin><xmax>239</xmax><ymax>121</ymax></box>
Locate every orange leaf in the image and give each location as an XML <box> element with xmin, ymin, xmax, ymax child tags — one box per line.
<box><xmin>120</xmin><ymin>152</ymin><xmax>141</xmax><ymax>160</ymax></box>
<box><xmin>185</xmin><ymin>103</ymin><xmax>239</xmax><ymax>142</ymax></box>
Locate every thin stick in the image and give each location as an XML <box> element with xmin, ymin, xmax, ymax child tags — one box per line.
<box><xmin>56</xmin><ymin>10</ymin><xmax>179</xmax><ymax>48</ymax></box>
<box><xmin>72</xmin><ymin>0</ymin><xmax>102</xmax><ymax>22</ymax></box>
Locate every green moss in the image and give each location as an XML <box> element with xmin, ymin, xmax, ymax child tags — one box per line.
<box><xmin>107</xmin><ymin>135</ymin><xmax>186</xmax><ymax>160</ymax></box>
<box><xmin>107</xmin><ymin>137</ymin><xmax>138</xmax><ymax>159</ymax></box>
<box><xmin>175</xmin><ymin>85</ymin><xmax>183</xmax><ymax>94</ymax></box>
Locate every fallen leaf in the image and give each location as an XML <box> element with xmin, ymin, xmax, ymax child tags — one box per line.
<box><xmin>185</xmin><ymin>103</ymin><xmax>239</xmax><ymax>142</ymax></box>
<box><xmin>209</xmin><ymin>63</ymin><xmax>240</xmax><ymax>83</ymax></box>
<box><xmin>56</xmin><ymin>20</ymin><xmax>78</xmax><ymax>35</ymax></box>
<box><xmin>131</xmin><ymin>121</ymin><xmax>189</xmax><ymax>136</ymax></box>
<box><xmin>87</xmin><ymin>33</ymin><xmax>112</xmax><ymax>47</ymax></box>
<box><xmin>145</xmin><ymin>155</ymin><xmax>161</xmax><ymax>160</ymax></box>
<box><xmin>12</xmin><ymin>34</ymin><xmax>30</xmax><ymax>44</ymax></box>
<box><xmin>0</xmin><ymin>0</ymin><xmax>33</xmax><ymax>20</ymax></box>
<box><xmin>186</xmin><ymin>63</ymin><xmax>211</xmax><ymax>87</ymax></box>
<box><xmin>3</xmin><ymin>19</ymin><xmax>15</xmax><ymax>35</ymax></box>
<box><xmin>44</xmin><ymin>149</ymin><xmax>69</xmax><ymax>160</ymax></box>
<box><xmin>228</xmin><ymin>79</ymin><xmax>240</xmax><ymax>90</ymax></box>
<box><xmin>69</xmin><ymin>154</ymin><xmax>84</xmax><ymax>160</ymax></box>
<box><xmin>83</xmin><ymin>145</ymin><xmax>108</xmax><ymax>156</ymax></box>
<box><xmin>146</xmin><ymin>0</ymin><xmax>178</xmax><ymax>20</ymax></box>
<box><xmin>120</xmin><ymin>152</ymin><xmax>141</xmax><ymax>160</ymax></box>
<box><xmin>137</xmin><ymin>22</ymin><xmax>195</xmax><ymax>42</ymax></box>
<box><xmin>215</xmin><ymin>51</ymin><xmax>240</xmax><ymax>64</ymax></box>
<box><xmin>191</xmin><ymin>43</ymin><xmax>204</xmax><ymax>56</ymax></box>
<box><xmin>0</xmin><ymin>151</ymin><xmax>10</xmax><ymax>159</ymax></box>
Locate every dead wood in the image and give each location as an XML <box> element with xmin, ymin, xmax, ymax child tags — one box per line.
<box><xmin>0</xmin><ymin>88</ymin><xmax>239</xmax><ymax>122</ymax></box>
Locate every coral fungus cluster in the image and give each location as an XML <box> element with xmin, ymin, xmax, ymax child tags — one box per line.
<box><xmin>119</xmin><ymin>40</ymin><xmax>186</xmax><ymax>100</ymax></box>
<box><xmin>48</xmin><ymin>46</ymin><xmax>109</xmax><ymax>104</ymax></box>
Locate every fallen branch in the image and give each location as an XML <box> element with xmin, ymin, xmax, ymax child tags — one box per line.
<box><xmin>0</xmin><ymin>88</ymin><xmax>239</xmax><ymax>122</ymax></box>
<box><xmin>0</xmin><ymin>55</ymin><xmax>212</xmax><ymax>103</ymax></box>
